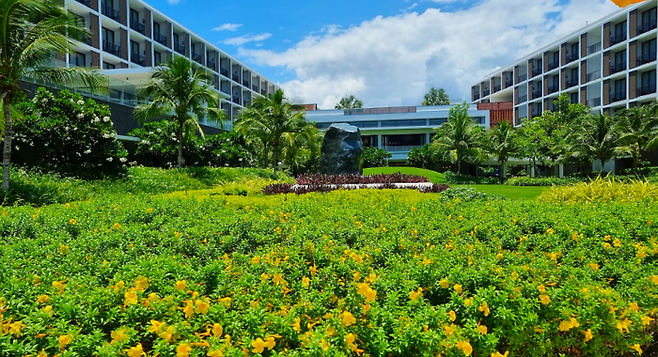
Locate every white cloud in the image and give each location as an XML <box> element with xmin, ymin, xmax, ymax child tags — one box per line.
<box><xmin>212</xmin><ymin>23</ymin><xmax>242</xmax><ymax>32</ymax></box>
<box><xmin>238</xmin><ymin>0</ymin><xmax>619</xmax><ymax>109</ymax></box>
<box><xmin>167</xmin><ymin>0</ymin><xmax>181</xmax><ymax>4</ymax></box>
<box><xmin>222</xmin><ymin>33</ymin><xmax>272</xmax><ymax>46</ymax></box>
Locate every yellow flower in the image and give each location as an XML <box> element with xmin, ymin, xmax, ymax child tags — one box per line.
<box><xmin>496</xmin><ymin>253</ymin><xmax>503</xmax><ymax>260</ymax></box>
<box><xmin>195</xmin><ymin>299</ymin><xmax>210</xmax><ymax>315</ymax></box>
<box><xmin>440</xmin><ymin>279</ymin><xmax>449</xmax><ymax>289</ymax></box>
<box><xmin>36</xmin><ymin>294</ymin><xmax>50</xmax><ymax>304</ymax></box>
<box><xmin>630</xmin><ymin>343</ymin><xmax>642</xmax><ymax>355</ymax></box>
<box><xmin>134</xmin><ymin>276</ymin><xmax>149</xmax><ymax>292</ymax></box>
<box><xmin>491</xmin><ymin>352</ymin><xmax>509</xmax><ymax>357</ymax></box>
<box><xmin>148</xmin><ymin>320</ymin><xmax>165</xmax><ymax>334</ymax></box>
<box><xmin>212</xmin><ymin>323</ymin><xmax>223</xmax><ymax>337</ymax></box>
<box><xmin>455</xmin><ymin>340</ymin><xmax>473</xmax><ymax>356</ymax></box>
<box><xmin>448</xmin><ymin>310</ymin><xmax>456</xmax><ymax>322</ymax></box>
<box><xmin>546</xmin><ymin>228</ymin><xmax>554</xmax><ymax>234</ymax></box>
<box><xmin>146</xmin><ymin>208</ymin><xmax>153</xmax><ymax>214</ymax></box>
<box><xmin>111</xmin><ymin>327</ymin><xmax>130</xmax><ymax>344</ymax></box>
<box><xmin>251</xmin><ymin>338</ymin><xmax>267</xmax><ymax>354</ymax></box>
<box><xmin>616</xmin><ymin>318</ymin><xmax>631</xmax><ymax>334</ymax></box>
<box><xmin>589</xmin><ymin>263</ymin><xmax>600</xmax><ymax>271</ymax></box>
<box><xmin>265</xmin><ymin>336</ymin><xmax>276</xmax><ymax>350</ymax></box>
<box><xmin>464</xmin><ymin>298</ymin><xmax>473</xmax><ymax>307</ymax></box>
<box><xmin>319</xmin><ymin>338</ymin><xmax>331</xmax><ymax>351</ymax></box>
<box><xmin>36</xmin><ymin>349</ymin><xmax>48</xmax><ymax>357</ymax></box>
<box><xmin>539</xmin><ymin>294</ymin><xmax>551</xmax><ymax>305</ymax></box>
<box><xmin>558</xmin><ymin>317</ymin><xmax>580</xmax><ymax>331</ymax></box>
<box><xmin>409</xmin><ymin>288</ymin><xmax>423</xmax><ymax>302</ymax></box>
<box><xmin>629</xmin><ymin>302</ymin><xmax>640</xmax><ymax>312</ymax></box>
<box><xmin>183</xmin><ymin>300</ymin><xmax>194</xmax><ymax>319</ymax></box>
<box><xmin>302</xmin><ymin>276</ymin><xmax>310</xmax><ymax>287</ymax></box>
<box><xmin>650</xmin><ymin>275</ymin><xmax>658</xmax><ymax>285</ymax></box>
<box><xmin>582</xmin><ymin>329</ymin><xmax>593</xmax><ymax>342</ymax></box>
<box><xmin>112</xmin><ymin>223</ymin><xmax>122</xmax><ymax>230</ymax></box>
<box><xmin>175</xmin><ymin>280</ymin><xmax>187</xmax><ymax>290</ymax></box>
<box><xmin>642</xmin><ymin>316</ymin><xmax>654</xmax><ymax>326</ymax></box>
<box><xmin>272</xmin><ymin>273</ymin><xmax>284</xmax><ymax>285</ymax></box>
<box><xmin>52</xmin><ymin>280</ymin><xmax>66</xmax><ymax>294</ymax></box>
<box><xmin>478</xmin><ymin>301</ymin><xmax>490</xmax><ymax>317</ymax></box>
<box><xmin>8</xmin><ymin>321</ymin><xmax>25</xmax><ymax>337</ymax></box>
<box><xmin>176</xmin><ymin>343</ymin><xmax>192</xmax><ymax>357</ymax></box>
<box><xmin>125</xmin><ymin>343</ymin><xmax>145</xmax><ymax>357</ymax></box>
<box><xmin>160</xmin><ymin>326</ymin><xmax>175</xmax><ymax>343</ymax></box>
<box><xmin>613</xmin><ymin>239</ymin><xmax>622</xmax><ymax>247</ymax></box>
<box><xmin>454</xmin><ymin>284</ymin><xmax>463</xmax><ymax>294</ymax></box>
<box><xmin>345</xmin><ymin>333</ymin><xmax>363</xmax><ymax>353</ymax></box>
<box><xmin>478</xmin><ymin>324</ymin><xmax>488</xmax><ymax>334</ymax></box>
<box><xmin>59</xmin><ymin>334</ymin><xmax>73</xmax><ymax>350</ymax></box>
<box><xmin>69</xmin><ymin>218</ymin><xmax>76</xmax><ymax>225</ymax></box>
<box><xmin>207</xmin><ymin>350</ymin><xmax>224</xmax><ymax>357</ymax></box>
<box><xmin>43</xmin><ymin>305</ymin><xmax>53</xmax><ymax>316</ymax></box>
<box><xmin>292</xmin><ymin>317</ymin><xmax>301</xmax><ymax>332</ymax></box>
<box><xmin>444</xmin><ymin>324</ymin><xmax>455</xmax><ymax>335</ymax></box>
<box><xmin>537</xmin><ymin>284</ymin><xmax>546</xmax><ymax>293</ymax></box>
<box><xmin>219</xmin><ymin>297</ymin><xmax>232</xmax><ymax>307</ymax></box>
<box><xmin>604</xmin><ymin>242</ymin><xmax>612</xmax><ymax>249</ymax></box>
<box><xmin>251</xmin><ymin>256</ymin><xmax>260</xmax><ymax>264</ymax></box>
<box><xmin>124</xmin><ymin>289</ymin><xmax>138</xmax><ymax>305</ymax></box>
<box><xmin>341</xmin><ymin>311</ymin><xmax>357</xmax><ymax>327</ymax></box>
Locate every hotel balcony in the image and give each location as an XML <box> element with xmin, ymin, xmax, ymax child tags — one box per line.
<box><xmin>493</xmin><ymin>84</ymin><xmax>501</xmax><ymax>93</ymax></box>
<box><xmin>587</xmin><ymin>69</ymin><xmax>601</xmax><ymax>82</ymax></box>
<box><xmin>518</xmin><ymin>94</ymin><xmax>527</xmax><ymax>103</ymax></box>
<box><xmin>232</xmin><ymin>73</ymin><xmax>239</xmax><ymax>82</ymax></box>
<box><xmin>505</xmin><ymin>78</ymin><xmax>513</xmax><ymax>87</ymax></box>
<box><xmin>610</xmin><ymin>90</ymin><xmax>626</xmax><ymax>102</ymax></box>
<box><xmin>220</xmin><ymin>68</ymin><xmax>229</xmax><ymax>77</ymax></box>
<box><xmin>565</xmin><ymin>77</ymin><xmax>578</xmax><ymax>88</ymax></box>
<box><xmin>473</xmin><ymin>92</ymin><xmax>480</xmax><ymax>100</ymax></box>
<box><xmin>483</xmin><ymin>88</ymin><xmax>490</xmax><ymax>96</ymax></box>
<box><xmin>637</xmin><ymin>82</ymin><xmax>657</xmax><ymax>96</ymax></box>
<box><xmin>101</xmin><ymin>4</ymin><xmax>121</xmax><ymax>22</ymax></box>
<box><xmin>154</xmin><ymin>32</ymin><xmax>167</xmax><ymax>46</ymax></box>
<box><xmin>207</xmin><ymin>59</ymin><xmax>216</xmax><ymax>70</ymax></box>
<box><xmin>174</xmin><ymin>43</ymin><xmax>185</xmax><ymax>55</ymax></box>
<box><xmin>252</xmin><ymin>84</ymin><xmax>258</xmax><ymax>92</ymax></box>
<box><xmin>192</xmin><ymin>53</ymin><xmax>202</xmax><ymax>63</ymax></box>
<box><xmin>609</xmin><ymin>61</ymin><xmax>627</xmax><ymax>74</ymax></box>
<box><xmin>637</xmin><ymin>51</ymin><xmax>657</xmax><ymax>66</ymax></box>
<box><xmin>532</xmin><ymin>67</ymin><xmax>542</xmax><ymax>77</ymax></box>
<box><xmin>566</xmin><ymin>52</ymin><xmax>579</xmax><ymax>63</ymax></box>
<box><xmin>587</xmin><ymin>97</ymin><xmax>602</xmax><ymax>107</ymax></box>
<box><xmin>610</xmin><ymin>31</ymin><xmax>627</xmax><ymax>46</ymax></box>
<box><xmin>76</xmin><ymin>0</ymin><xmax>91</xmax><ymax>7</ymax></box>
<box><xmin>261</xmin><ymin>89</ymin><xmax>267</xmax><ymax>96</ymax></box>
<box><xmin>131</xmin><ymin>53</ymin><xmax>146</xmax><ymax>66</ymax></box>
<box><xmin>547</xmin><ymin>84</ymin><xmax>559</xmax><ymax>94</ymax></box>
<box><xmin>243</xmin><ymin>79</ymin><xmax>250</xmax><ymax>87</ymax></box>
<box><xmin>103</xmin><ymin>40</ymin><xmax>122</xmax><ymax>57</ymax></box>
<box><xmin>518</xmin><ymin>73</ymin><xmax>527</xmax><ymax>82</ymax></box>
<box><xmin>532</xmin><ymin>89</ymin><xmax>542</xmax><ymax>100</ymax></box>
<box><xmin>548</xmin><ymin>60</ymin><xmax>559</xmax><ymax>71</ymax></box>
<box><xmin>130</xmin><ymin>19</ymin><xmax>146</xmax><ymax>35</ymax></box>
<box><xmin>637</xmin><ymin>18</ymin><xmax>657</xmax><ymax>36</ymax></box>
<box><xmin>587</xmin><ymin>42</ymin><xmax>601</xmax><ymax>55</ymax></box>
<box><xmin>232</xmin><ymin>95</ymin><xmax>240</xmax><ymax>104</ymax></box>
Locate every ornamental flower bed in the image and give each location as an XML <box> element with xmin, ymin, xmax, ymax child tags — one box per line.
<box><xmin>296</xmin><ymin>173</ymin><xmax>429</xmax><ymax>185</ymax></box>
<box><xmin>0</xmin><ymin>189</ymin><xmax>657</xmax><ymax>356</ymax></box>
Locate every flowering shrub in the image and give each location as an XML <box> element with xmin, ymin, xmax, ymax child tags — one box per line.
<box><xmin>538</xmin><ymin>176</ymin><xmax>658</xmax><ymax>203</ymax></box>
<box><xmin>11</xmin><ymin>88</ymin><xmax>128</xmax><ymax>178</ymax></box>
<box><xmin>0</xmin><ymin>185</ymin><xmax>657</xmax><ymax>356</ymax></box>
<box><xmin>297</xmin><ymin>173</ymin><xmax>429</xmax><ymax>185</ymax></box>
<box><xmin>129</xmin><ymin>121</ymin><xmax>255</xmax><ymax>168</ymax></box>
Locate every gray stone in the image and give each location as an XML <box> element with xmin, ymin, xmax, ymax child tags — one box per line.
<box><xmin>319</xmin><ymin>123</ymin><xmax>365</xmax><ymax>175</ymax></box>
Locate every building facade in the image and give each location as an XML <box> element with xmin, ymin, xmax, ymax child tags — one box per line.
<box><xmin>305</xmin><ymin>105</ymin><xmax>491</xmax><ymax>162</ymax></box>
<box><xmin>56</xmin><ymin>0</ymin><xmax>280</xmax><ymax>129</ymax></box>
<box><xmin>472</xmin><ymin>0</ymin><xmax>658</xmax><ymax>125</ymax></box>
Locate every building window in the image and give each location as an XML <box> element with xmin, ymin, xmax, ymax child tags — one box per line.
<box><xmin>380</xmin><ymin>119</ymin><xmax>426</xmax><ymax>128</ymax></box>
<box><xmin>429</xmin><ymin>118</ymin><xmax>447</xmax><ymax>126</ymax></box>
<box><xmin>131</xmin><ymin>41</ymin><xmax>139</xmax><ymax>55</ymax></box>
<box><xmin>638</xmin><ymin>70</ymin><xmax>656</xmax><ymax>96</ymax></box>
<box><xmin>71</xmin><ymin>52</ymin><xmax>86</xmax><ymax>67</ymax></box>
<box><xmin>154</xmin><ymin>51</ymin><xmax>162</xmax><ymax>66</ymax></box>
<box><xmin>102</xmin><ymin>27</ymin><xmax>114</xmax><ymax>44</ymax></box>
<box><xmin>102</xmin><ymin>62</ymin><xmax>116</xmax><ymax>69</ymax></box>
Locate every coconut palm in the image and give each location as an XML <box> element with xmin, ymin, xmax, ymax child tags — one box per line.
<box><xmin>134</xmin><ymin>56</ymin><xmax>225</xmax><ymax>169</ymax></box>
<box><xmin>431</xmin><ymin>103</ymin><xmax>485</xmax><ymax>174</ymax></box>
<box><xmin>486</xmin><ymin>121</ymin><xmax>518</xmax><ymax>181</ymax></box>
<box><xmin>281</xmin><ymin>125</ymin><xmax>321</xmax><ymax>176</ymax></box>
<box><xmin>422</xmin><ymin>87</ymin><xmax>450</xmax><ymax>106</ymax></box>
<box><xmin>567</xmin><ymin>114</ymin><xmax>618</xmax><ymax>173</ymax></box>
<box><xmin>615</xmin><ymin>103</ymin><xmax>658</xmax><ymax>171</ymax></box>
<box><xmin>335</xmin><ymin>95</ymin><xmax>363</xmax><ymax>109</ymax></box>
<box><xmin>235</xmin><ymin>89</ymin><xmax>311</xmax><ymax>178</ymax></box>
<box><xmin>0</xmin><ymin>0</ymin><xmax>107</xmax><ymax>191</ymax></box>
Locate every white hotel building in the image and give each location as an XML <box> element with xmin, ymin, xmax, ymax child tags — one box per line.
<box><xmin>471</xmin><ymin>0</ymin><xmax>658</xmax><ymax>125</ymax></box>
<box><xmin>51</xmin><ymin>0</ymin><xmax>280</xmax><ymax>130</ymax></box>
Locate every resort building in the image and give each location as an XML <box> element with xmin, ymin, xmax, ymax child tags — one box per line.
<box><xmin>471</xmin><ymin>0</ymin><xmax>658</xmax><ymax>125</ymax></box>
<box><xmin>44</xmin><ymin>0</ymin><xmax>280</xmax><ymax>133</ymax></box>
<box><xmin>305</xmin><ymin>105</ymin><xmax>493</xmax><ymax>162</ymax></box>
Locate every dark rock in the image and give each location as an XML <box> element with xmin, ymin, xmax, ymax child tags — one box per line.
<box><xmin>319</xmin><ymin>123</ymin><xmax>365</xmax><ymax>175</ymax></box>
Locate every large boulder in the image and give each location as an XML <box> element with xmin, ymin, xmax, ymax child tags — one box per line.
<box><xmin>319</xmin><ymin>123</ymin><xmax>365</xmax><ymax>175</ymax></box>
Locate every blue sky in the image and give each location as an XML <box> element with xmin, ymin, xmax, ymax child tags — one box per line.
<box><xmin>145</xmin><ymin>0</ymin><xmax>622</xmax><ymax>108</ymax></box>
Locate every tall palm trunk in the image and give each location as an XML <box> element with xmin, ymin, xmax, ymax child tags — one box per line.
<box><xmin>177</xmin><ymin>122</ymin><xmax>184</xmax><ymax>169</ymax></box>
<box><xmin>2</xmin><ymin>94</ymin><xmax>12</xmax><ymax>192</ymax></box>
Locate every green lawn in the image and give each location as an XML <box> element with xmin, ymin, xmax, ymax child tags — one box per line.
<box><xmin>458</xmin><ymin>184</ymin><xmax>547</xmax><ymax>200</ymax></box>
<box><xmin>363</xmin><ymin>167</ymin><xmax>446</xmax><ymax>183</ymax></box>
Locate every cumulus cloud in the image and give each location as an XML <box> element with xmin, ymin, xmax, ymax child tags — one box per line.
<box><xmin>212</xmin><ymin>23</ymin><xmax>242</xmax><ymax>32</ymax></box>
<box><xmin>238</xmin><ymin>0</ymin><xmax>619</xmax><ymax>109</ymax></box>
<box><xmin>222</xmin><ymin>33</ymin><xmax>272</xmax><ymax>46</ymax></box>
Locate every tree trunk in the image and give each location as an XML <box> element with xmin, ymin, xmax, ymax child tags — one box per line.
<box><xmin>2</xmin><ymin>94</ymin><xmax>12</xmax><ymax>192</ymax></box>
<box><xmin>599</xmin><ymin>159</ymin><xmax>606</xmax><ymax>175</ymax></box>
<box><xmin>177</xmin><ymin>122</ymin><xmax>184</xmax><ymax>169</ymax></box>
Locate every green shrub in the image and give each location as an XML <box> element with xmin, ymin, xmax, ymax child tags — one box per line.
<box><xmin>538</xmin><ymin>176</ymin><xmax>658</xmax><ymax>203</ymax></box>
<box><xmin>444</xmin><ymin>171</ymin><xmax>499</xmax><ymax>184</ymax></box>
<box><xmin>440</xmin><ymin>186</ymin><xmax>501</xmax><ymax>201</ymax></box>
<box><xmin>506</xmin><ymin>176</ymin><xmax>580</xmax><ymax>186</ymax></box>
<box><xmin>362</xmin><ymin>147</ymin><xmax>392</xmax><ymax>168</ymax></box>
<box><xmin>406</xmin><ymin>144</ymin><xmax>440</xmax><ymax>168</ymax></box>
<box><xmin>11</xmin><ymin>88</ymin><xmax>128</xmax><ymax>178</ymax></box>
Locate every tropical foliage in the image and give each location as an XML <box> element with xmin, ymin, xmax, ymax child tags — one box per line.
<box><xmin>431</xmin><ymin>103</ymin><xmax>485</xmax><ymax>173</ymax></box>
<box><xmin>134</xmin><ymin>56</ymin><xmax>225</xmax><ymax>169</ymax></box>
<box><xmin>484</xmin><ymin>121</ymin><xmax>518</xmax><ymax>180</ymax></box>
<box><xmin>335</xmin><ymin>95</ymin><xmax>364</xmax><ymax>109</ymax></box>
<box><xmin>422</xmin><ymin>87</ymin><xmax>450</xmax><ymax>106</ymax></box>
<box><xmin>0</xmin><ymin>0</ymin><xmax>107</xmax><ymax>190</ymax></box>
<box><xmin>362</xmin><ymin>147</ymin><xmax>392</xmax><ymax>168</ymax></box>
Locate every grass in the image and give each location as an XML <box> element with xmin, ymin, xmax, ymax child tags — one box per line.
<box><xmin>363</xmin><ymin>167</ymin><xmax>446</xmax><ymax>183</ymax></box>
<box><xmin>458</xmin><ymin>184</ymin><xmax>548</xmax><ymax>200</ymax></box>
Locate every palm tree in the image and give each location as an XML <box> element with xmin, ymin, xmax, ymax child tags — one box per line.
<box><xmin>422</xmin><ymin>87</ymin><xmax>450</xmax><ymax>106</ymax></box>
<box><xmin>335</xmin><ymin>95</ymin><xmax>363</xmax><ymax>109</ymax></box>
<box><xmin>134</xmin><ymin>56</ymin><xmax>225</xmax><ymax>169</ymax></box>
<box><xmin>431</xmin><ymin>103</ymin><xmax>484</xmax><ymax>174</ymax></box>
<box><xmin>281</xmin><ymin>125</ymin><xmax>321</xmax><ymax>176</ymax></box>
<box><xmin>235</xmin><ymin>89</ymin><xmax>311</xmax><ymax>178</ymax></box>
<box><xmin>615</xmin><ymin>103</ymin><xmax>658</xmax><ymax>171</ymax></box>
<box><xmin>0</xmin><ymin>0</ymin><xmax>107</xmax><ymax>191</ymax></box>
<box><xmin>486</xmin><ymin>121</ymin><xmax>518</xmax><ymax>181</ymax></box>
<box><xmin>567</xmin><ymin>114</ymin><xmax>618</xmax><ymax>173</ymax></box>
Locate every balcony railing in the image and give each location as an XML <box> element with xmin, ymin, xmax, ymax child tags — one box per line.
<box><xmin>587</xmin><ymin>42</ymin><xmax>601</xmax><ymax>55</ymax></box>
<box><xmin>232</xmin><ymin>74</ymin><xmax>239</xmax><ymax>82</ymax></box>
<box><xmin>566</xmin><ymin>52</ymin><xmax>579</xmax><ymax>63</ymax></box>
<box><xmin>101</xmin><ymin>4</ymin><xmax>121</xmax><ymax>22</ymax></box>
<box><xmin>220</xmin><ymin>68</ymin><xmax>229</xmax><ymax>77</ymax></box>
<box><xmin>505</xmin><ymin>79</ymin><xmax>513</xmax><ymax>88</ymax></box>
<box><xmin>474</xmin><ymin>93</ymin><xmax>480</xmax><ymax>100</ymax></box>
<box><xmin>548</xmin><ymin>60</ymin><xmax>559</xmax><ymax>71</ymax></box>
<box><xmin>84</xmin><ymin>35</ymin><xmax>93</xmax><ymax>46</ymax></box>
<box><xmin>252</xmin><ymin>84</ymin><xmax>258</xmax><ymax>91</ymax></box>
<box><xmin>609</xmin><ymin>61</ymin><xmax>626</xmax><ymax>74</ymax></box>
<box><xmin>130</xmin><ymin>19</ymin><xmax>145</xmax><ymax>34</ymax></box>
<box><xmin>637</xmin><ymin>18</ymin><xmax>657</xmax><ymax>35</ymax></box>
<box><xmin>483</xmin><ymin>88</ymin><xmax>490</xmax><ymax>96</ymax></box>
<box><xmin>532</xmin><ymin>67</ymin><xmax>542</xmax><ymax>77</ymax></box>
<box><xmin>232</xmin><ymin>96</ymin><xmax>240</xmax><ymax>104</ymax></box>
<box><xmin>261</xmin><ymin>89</ymin><xmax>267</xmax><ymax>96</ymax></box>
<box><xmin>637</xmin><ymin>82</ymin><xmax>657</xmax><ymax>96</ymax></box>
<box><xmin>154</xmin><ymin>32</ymin><xmax>167</xmax><ymax>46</ymax></box>
<box><xmin>518</xmin><ymin>73</ymin><xmax>527</xmax><ymax>82</ymax></box>
<box><xmin>75</xmin><ymin>0</ymin><xmax>91</xmax><ymax>7</ymax></box>
<box><xmin>131</xmin><ymin>53</ymin><xmax>145</xmax><ymax>66</ymax></box>
<box><xmin>220</xmin><ymin>87</ymin><xmax>229</xmax><ymax>94</ymax></box>
<box><xmin>243</xmin><ymin>79</ymin><xmax>250</xmax><ymax>87</ymax></box>
<box><xmin>174</xmin><ymin>43</ymin><xmax>185</xmax><ymax>55</ymax></box>
<box><xmin>518</xmin><ymin>95</ymin><xmax>527</xmax><ymax>103</ymax></box>
<box><xmin>243</xmin><ymin>100</ymin><xmax>250</xmax><ymax>106</ymax></box>
<box><xmin>587</xmin><ymin>69</ymin><xmax>601</xmax><ymax>82</ymax></box>
<box><xmin>587</xmin><ymin>97</ymin><xmax>601</xmax><ymax>107</ymax></box>
<box><xmin>207</xmin><ymin>60</ymin><xmax>216</xmax><ymax>70</ymax></box>
<box><xmin>610</xmin><ymin>90</ymin><xmax>626</xmax><ymax>102</ymax></box>
<box><xmin>493</xmin><ymin>84</ymin><xmax>501</xmax><ymax>93</ymax></box>
<box><xmin>610</xmin><ymin>31</ymin><xmax>627</xmax><ymax>46</ymax></box>
<box><xmin>532</xmin><ymin>90</ymin><xmax>542</xmax><ymax>100</ymax></box>
<box><xmin>637</xmin><ymin>51</ymin><xmax>657</xmax><ymax>66</ymax></box>
<box><xmin>384</xmin><ymin>145</ymin><xmax>424</xmax><ymax>153</ymax></box>
<box><xmin>565</xmin><ymin>77</ymin><xmax>579</xmax><ymax>88</ymax></box>
<box><xmin>102</xmin><ymin>40</ymin><xmax>121</xmax><ymax>57</ymax></box>
<box><xmin>547</xmin><ymin>84</ymin><xmax>558</xmax><ymax>94</ymax></box>
<box><xmin>192</xmin><ymin>53</ymin><xmax>202</xmax><ymax>63</ymax></box>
